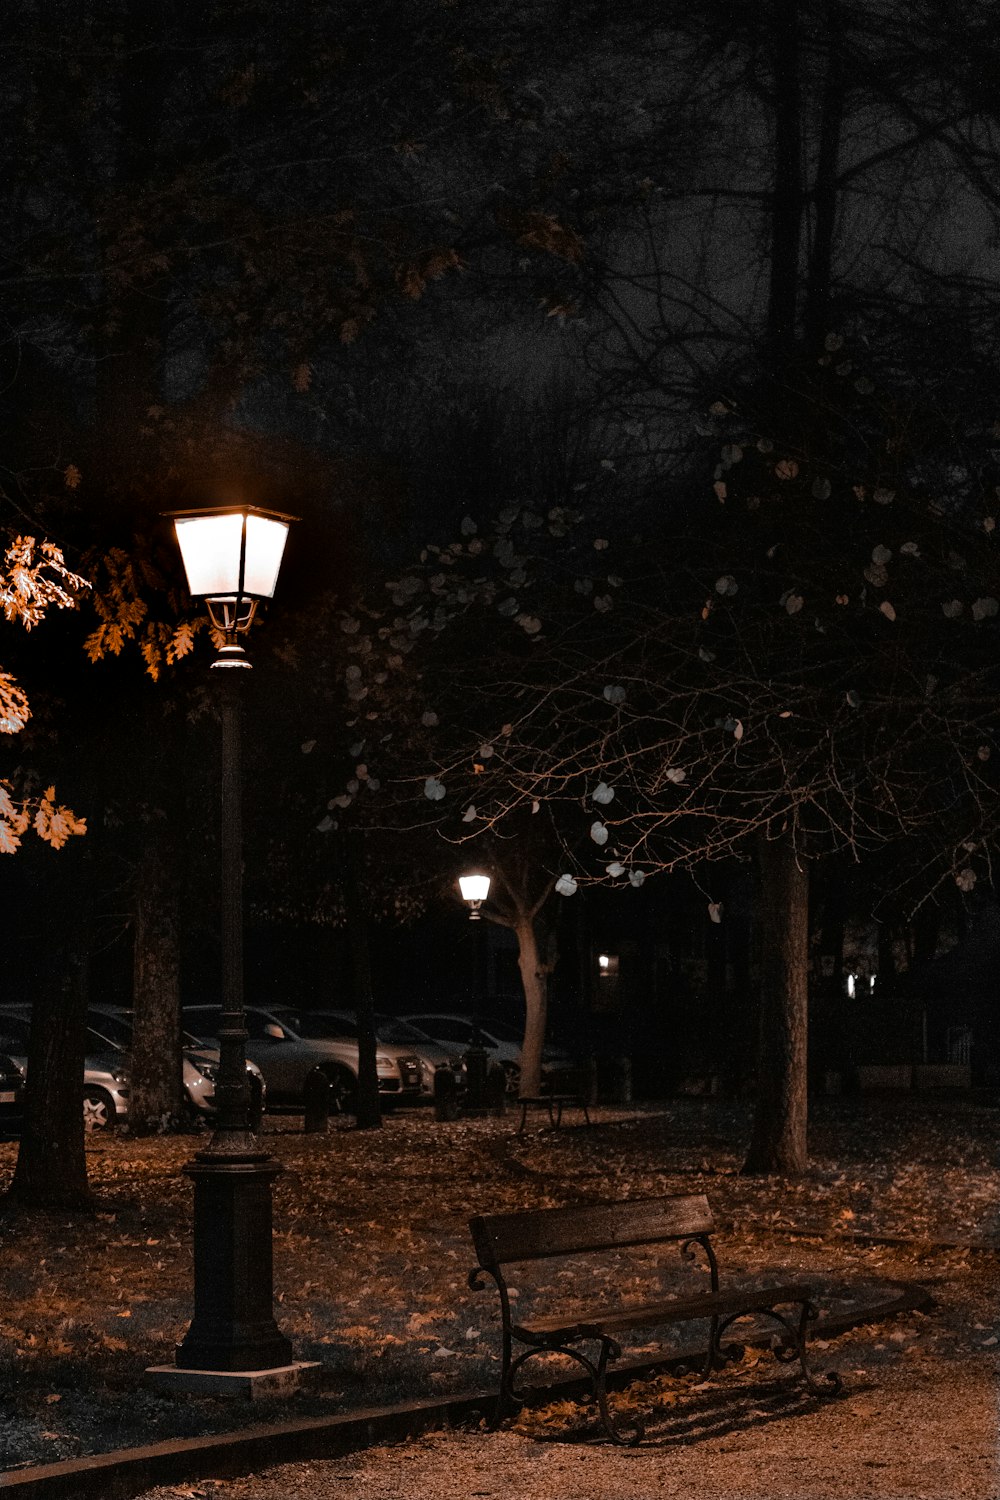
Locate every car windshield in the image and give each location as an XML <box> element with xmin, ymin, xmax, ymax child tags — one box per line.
<box><xmin>289</xmin><ymin>1012</ymin><xmax>435</xmax><ymax>1046</ymax></box>
<box><xmin>0</xmin><ymin>1017</ymin><xmax>28</xmax><ymax>1051</ymax></box>
<box><xmin>0</xmin><ymin>1013</ymin><xmax>126</xmax><ymax>1056</ymax></box>
<box><xmin>481</xmin><ymin>1018</ymin><xmax>525</xmax><ymax>1044</ymax></box>
<box><xmin>375</xmin><ymin>1015</ymin><xmax>438</xmax><ymax>1045</ymax></box>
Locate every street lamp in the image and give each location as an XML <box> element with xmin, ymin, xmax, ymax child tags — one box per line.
<box><xmin>458</xmin><ymin>871</ymin><xmax>491</xmax><ymax>915</ymax></box>
<box><xmin>459</xmin><ymin>873</ymin><xmax>491</xmax><ymax>1109</ymax></box>
<box><xmin>153</xmin><ymin>503</ymin><xmax>306</xmax><ymax>1392</ymax></box>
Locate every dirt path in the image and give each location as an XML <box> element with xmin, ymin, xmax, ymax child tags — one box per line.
<box><xmin>140</xmin><ymin>1360</ymin><xmax>996</xmax><ymax>1500</ymax></box>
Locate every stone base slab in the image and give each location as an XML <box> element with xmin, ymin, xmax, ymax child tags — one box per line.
<box><xmin>145</xmin><ymin>1360</ymin><xmax>321</xmax><ymax>1399</ymax></box>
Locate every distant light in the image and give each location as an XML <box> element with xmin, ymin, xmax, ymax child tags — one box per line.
<box><xmin>846</xmin><ymin>974</ymin><xmax>856</xmax><ymax>998</ymax></box>
<box><xmin>459</xmin><ymin>873</ymin><xmax>491</xmax><ymax>905</ymax></box>
<box><xmin>598</xmin><ymin>954</ymin><xmax>610</xmax><ymax>970</ymax></box>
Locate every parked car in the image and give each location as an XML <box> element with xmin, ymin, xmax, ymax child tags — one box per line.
<box><xmin>87</xmin><ymin>1005</ymin><xmax>266</xmax><ymax>1129</ymax></box>
<box><xmin>307</xmin><ymin>1011</ymin><xmax>464</xmax><ymax>1103</ymax></box>
<box><xmin>181</xmin><ymin>1004</ymin><xmax>423</xmax><ymax>1113</ymax></box>
<box><xmin>0</xmin><ymin>1045</ymin><xmax>26</xmax><ymax>1137</ymax></box>
<box><xmin>400</xmin><ymin>1012</ymin><xmax>575</xmax><ymax>1093</ymax></box>
<box><xmin>0</xmin><ymin>1008</ymin><xmax>131</xmax><ymax>1132</ymax></box>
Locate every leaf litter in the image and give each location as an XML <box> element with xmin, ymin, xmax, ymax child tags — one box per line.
<box><xmin>0</xmin><ymin>1095</ymin><xmax>995</xmax><ymax>1481</ymax></box>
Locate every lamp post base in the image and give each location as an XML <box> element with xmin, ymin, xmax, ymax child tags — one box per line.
<box><xmin>146</xmin><ymin>1360</ymin><xmax>321</xmax><ymax>1399</ymax></box>
<box><xmin>174</xmin><ymin>1150</ymin><xmax>293</xmax><ymax>1373</ymax></box>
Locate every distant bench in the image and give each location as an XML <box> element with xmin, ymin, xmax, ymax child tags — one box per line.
<box><xmin>516</xmin><ymin>1067</ymin><xmax>593</xmax><ymax>1133</ymax></box>
<box><xmin>515</xmin><ymin>1092</ymin><xmax>591</xmax><ymax>1134</ymax></box>
<box><xmin>468</xmin><ymin>1192</ymin><xmax>841</xmax><ymax>1445</ymax></box>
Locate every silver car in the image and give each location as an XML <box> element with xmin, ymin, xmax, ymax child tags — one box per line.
<box><xmin>401</xmin><ymin>1012</ymin><xmax>575</xmax><ymax>1093</ymax></box>
<box><xmin>87</xmin><ymin>1005</ymin><xmax>266</xmax><ymax>1128</ymax></box>
<box><xmin>0</xmin><ymin>1009</ymin><xmax>131</xmax><ymax>1133</ymax></box>
<box><xmin>309</xmin><ymin>1011</ymin><xmax>464</xmax><ymax>1103</ymax></box>
<box><xmin>181</xmin><ymin>1004</ymin><xmax>423</xmax><ymax>1113</ymax></box>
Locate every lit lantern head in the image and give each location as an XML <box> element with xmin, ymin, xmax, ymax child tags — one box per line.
<box><xmin>166</xmin><ymin>505</ymin><xmax>295</xmax><ymax>667</ymax></box>
<box><xmin>459</xmin><ymin>872</ymin><xmax>491</xmax><ymax>918</ymax></box>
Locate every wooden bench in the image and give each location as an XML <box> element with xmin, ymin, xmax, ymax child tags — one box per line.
<box><xmin>468</xmin><ymin>1193</ymin><xmax>841</xmax><ymax>1445</ymax></box>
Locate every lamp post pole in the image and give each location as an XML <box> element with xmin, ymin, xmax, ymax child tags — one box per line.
<box><xmin>150</xmin><ymin>504</ymin><xmax>307</xmax><ymax>1391</ymax></box>
<box><xmin>213</xmin><ymin>665</ymin><xmax>254</xmax><ymax>1147</ymax></box>
<box><xmin>459</xmin><ymin>874</ymin><xmax>491</xmax><ymax>1111</ymax></box>
<box><xmin>174</xmin><ymin>643</ymin><xmax>294</xmax><ymax>1376</ymax></box>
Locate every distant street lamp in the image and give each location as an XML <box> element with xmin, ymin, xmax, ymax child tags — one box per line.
<box><xmin>159</xmin><ymin>503</ymin><xmax>302</xmax><ymax>1386</ymax></box>
<box><xmin>459</xmin><ymin>872</ymin><xmax>491</xmax><ymax>1108</ymax></box>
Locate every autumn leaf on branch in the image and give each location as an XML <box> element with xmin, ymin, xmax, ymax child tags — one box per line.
<box><xmin>0</xmin><ymin>671</ymin><xmax>31</xmax><ymax>735</ymax></box>
<box><xmin>0</xmin><ymin>533</ymin><xmax>89</xmax><ymax>850</ymax></box>
<box><xmin>0</xmin><ymin>537</ymin><xmax>88</xmax><ymax>629</ymax></box>
<box><xmin>495</xmin><ymin>203</ymin><xmax>584</xmax><ymax>263</ymax></box>
<box><xmin>0</xmin><ymin>784</ymin><xmax>31</xmax><ymax>854</ymax></box>
<box><xmin>83</xmin><ymin>544</ymin><xmax>192</xmax><ymax>679</ymax></box>
<box><xmin>33</xmin><ymin>786</ymin><xmax>87</xmax><ymax>849</ymax></box>
<box><xmin>396</xmin><ymin>248</ymin><xmax>463</xmax><ymax>300</ymax></box>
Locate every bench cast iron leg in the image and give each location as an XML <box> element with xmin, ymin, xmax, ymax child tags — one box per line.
<box><xmin>497</xmin><ymin>1338</ymin><xmax>644</xmax><ymax>1446</ymax></box>
<box><xmin>716</xmin><ymin>1304</ymin><xmax>842</xmax><ymax>1398</ymax></box>
<box><xmin>594</xmin><ymin>1336</ymin><xmax>644</xmax><ymax>1446</ymax></box>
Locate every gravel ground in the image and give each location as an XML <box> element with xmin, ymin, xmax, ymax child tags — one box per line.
<box><xmin>136</xmin><ymin>1358</ymin><xmax>997</xmax><ymax>1500</ymax></box>
<box><xmin>1</xmin><ymin>1097</ymin><xmax>997</xmax><ymax>1489</ymax></box>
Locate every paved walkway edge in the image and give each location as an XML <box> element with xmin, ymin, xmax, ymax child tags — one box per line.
<box><xmin>0</xmin><ymin>1282</ymin><xmax>932</xmax><ymax>1500</ymax></box>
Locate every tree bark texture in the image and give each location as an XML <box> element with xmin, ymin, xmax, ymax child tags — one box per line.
<box><xmin>344</xmin><ymin>831</ymin><xmax>381</xmax><ymax>1129</ymax></box>
<box><xmin>129</xmin><ymin>832</ymin><xmax>184</xmax><ymax>1133</ymax></box>
<box><xmin>7</xmin><ymin>850</ymin><xmax>93</xmax><ymax>1210</ymax></box>
<box><xmin>742</xmin><ymin>830</ymin><xmax>809</xmax><ymax>1174</ymax></box>
<box><xmin>514</xmin><ymin>915</ymin><xmax>549</xmax><ymax>1097</ymax></box>
<box><xmin>765</xmin><ymin>0</ymin><xmax>804</xmax><ymax>367</ymax></box>
<box><xmin>803</xmin><ymin>1</ymin><xmax>845</xmax><ymax>349</ymax></box>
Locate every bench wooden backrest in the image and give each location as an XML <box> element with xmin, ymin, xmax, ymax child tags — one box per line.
<box><xmin>469</xmin><ymin>1194</ymin><xmax>715</xmax><ymax>1270</ymax></box>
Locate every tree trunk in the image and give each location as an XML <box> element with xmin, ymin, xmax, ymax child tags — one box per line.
<box><xmin>6</xmin><ymin>851</ymin><xmax>94</xmax><ymax>1211</ymax></box>
<box><xmin>742</xmin><ymin>830</ymin><xmax>810</xmax><ymax>1174</ymax></box>
<box><xmin>514</xmin><ymin>915</ymin><xmax>548</xmax><ymax>1097</ymax></box>
<box><xmin>344</xmin><ymin>832</ymin><xmax>381</xmax><ymax>1129</ymax></box>
<box><xmin>803</xmin><ymin>1</ymin><xmax>845</xmax><ymax>350</ymax></box>
<box><xmin>765</xmin><ymin>0</ymin><xmax>804</xmax><ymax>367</ymax></box>
<box><xmin>129</xmin><ymin>833</ymin><xmax>184</xmax><ymax>1132</ymax></box>
<box><xmin>722</xmin><ymin>864</ymin><xmax>755</xmax><ymax>1095</ymax></box>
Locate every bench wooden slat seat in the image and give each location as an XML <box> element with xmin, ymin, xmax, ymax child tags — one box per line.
<box><xmin>513</xmin><ymin>1281</ymin><xmax>815</xmax><ymax>1342</ymax></box>
<box><xmin>468</xmin><ymin>1193</ymin><xmax>841</xmax><ymax>1446</ymax></box>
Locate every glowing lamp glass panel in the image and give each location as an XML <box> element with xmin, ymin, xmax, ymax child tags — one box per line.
<box><xmin>174</xmin><ymin>514</ymin><xmax>245</xmax><ymax>598</ymax></box>
<box><xmin>459</xmin><ymin>874</ymin><xmax>491</xmax><ymax>904</ymax></box>
<box><xmin>243</xmin><ymin>513</ymin><xmax>290</xmax><ymax>598</ymax></box>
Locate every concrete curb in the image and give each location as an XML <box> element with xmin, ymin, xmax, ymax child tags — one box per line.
<box><xmin>1</xmin><ymin>1281</ymin><xmax>932</xmax><ymax>1500</ymax></box>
